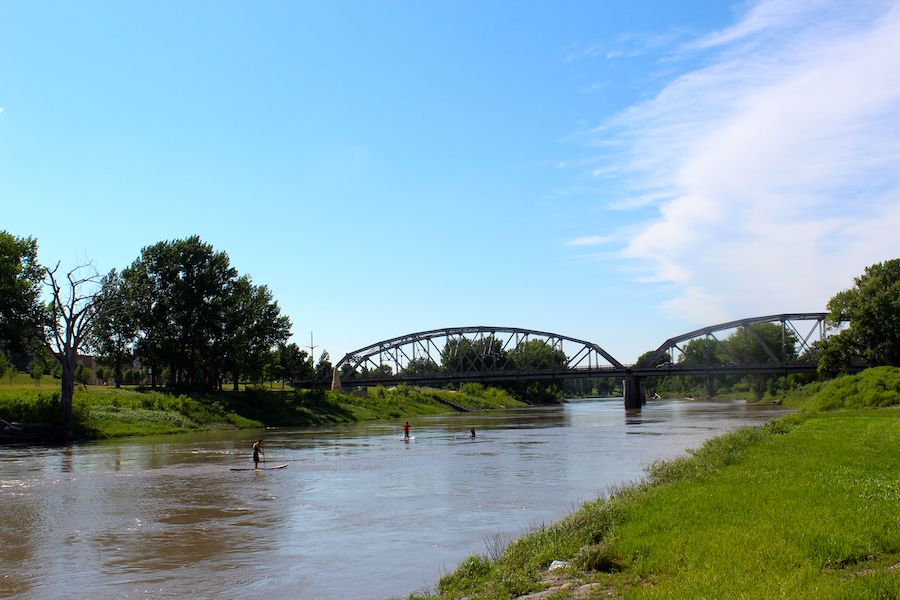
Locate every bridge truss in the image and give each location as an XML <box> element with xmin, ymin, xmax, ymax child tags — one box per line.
<box><xmin>635</xmin><ymin>313</ymin><xmax>830</xmax><ymax>375</ymax></box>
<box><xmin>335</xmin><ymin>326</ymin><xmax>624</xmax><ymax>386</ymax></box>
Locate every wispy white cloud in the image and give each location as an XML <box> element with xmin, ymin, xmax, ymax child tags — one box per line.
<box><xmin>593</xmin><ymin>0</ymin><xmax>900</xmax><ymax>323</ymax></box>
<box><xmin>565</xmin><ymin>235</ymin><xmax>615</xmax><ymax>247</ymax></box>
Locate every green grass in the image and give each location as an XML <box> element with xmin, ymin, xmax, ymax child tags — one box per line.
<box><xmin>426</xmin><ymin>371</ymin><xmax>900</xmax><ymax>600</ymax></box>
<box><xmin>0</xmin><ymin>374</ymin><xmax>525</xmax><ymax>439</ymax></box>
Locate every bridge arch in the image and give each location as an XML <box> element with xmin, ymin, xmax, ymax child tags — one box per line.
<box><xmin>637</xmin><ymin>312</ymin><xmax>829</xmax><ymax>370</ymax></box>
<box><xmin>335</xmin><ymin>326</ymin><xmax>624</xmax><ymax>385</ymax></box>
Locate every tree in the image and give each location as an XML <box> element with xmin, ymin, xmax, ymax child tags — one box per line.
<box><xmin>0</xmin><ymin>352</ymin><xmax>10</xmax><ymax>384</ymax></box>
<box><xmin>634</xmin><ymin>349</ymin><xmax>671</xmax><ymax>398</ymax></box>
<box><xmin>315</xmin><ymin>351</ymin><xmax>332</xmax><ymax>382</ymax></box>
<box><xmin>820</xmin><ymin>259</ymin><xmax>900</xmax><ymax>375</ymax></box>
<box><xmin>441</xmin><ymin>335</ymin><xmax>508</xmax><ymax>372</ymax></box>
<box><xmin>89</xmin><ymin>269</ymin><xmax>138</xmax><ymax>388</ymax></box>
<box><xmin>114</xmin><ymin>237</ymin><xmax>292</xmax><ymax>391</ymax></box>
<box><xmin>95</xmin><ymin>365</ymin><xmax>109</xmax><ymax>385</ymax></box>
<box><xmin>74</xmin><ymin>363</ymin><xmax>92</xmax><ymax>385</ymax></box>
<box><xmin>403</xmin><ymin>356</ymin><xmax>440</xmax><ymax>375</ymax></box>
<box><xmin>29</xmin><ymin>360</ymin><xmax>43</xmax><ymax>385</ymax></box>
<box><xmin>510</xmin><ymin>339</ymin><xmax>567</xmax><ymax>370</ymax></box>
<box><xmin>43</xmin><ymin>262</ymin><xmax>103</xmax><ymax>440</ymax></box>
<box><xmin>677</xmin><ymin>337</ymin><xmax>729</xmax><ymax>397</ymax></box>
<box><xmin>218</xmin><ymin>276</ymin><xmax>291</xmax><ymax>391</ymax></box>
<box><xmin>507</xmin><ymin>339</ymin><xmax>568</xmax><ymax>404</ymax></box>
<box><xmin>277</xmin><ymin>343</ymin><xmax>313</xmax><ymax>386</ymax></box>
<box><xmin>0</xmin><ymin>231</ymin><xmax>43</xmax><ymax>360</ymax></box>
<box><xmin>723</xmin><ymin>323</ymin><xmax>797</xmax><ymax>399</ymax></box>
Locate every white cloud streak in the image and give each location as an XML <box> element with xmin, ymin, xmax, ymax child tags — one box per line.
<box><xmin>596</xmin><ymin>0</ymin><xmax>900</xmax><ymax>324</ymax></box>
<box><xmin>565</xmin><ymin>235</ymin><xmax>615</xmax><ymax>247</ymax></box>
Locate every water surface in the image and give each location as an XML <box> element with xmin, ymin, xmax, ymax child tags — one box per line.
<box><xmin>0</xmin><ymin>398</ymin><xmax>789</xmax><ymax>599</ymax></box>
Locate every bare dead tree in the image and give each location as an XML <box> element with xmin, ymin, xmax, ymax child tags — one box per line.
<box><xmin>43</xmin><ymin>261</ymin><xmax>102</xmax><ymax>441</ymax></box>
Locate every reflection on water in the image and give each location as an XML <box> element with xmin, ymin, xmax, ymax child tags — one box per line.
<box><xmin>0</xmin><ymin>398</ymin><xmax>789</xmax><ymax>599</ymax></box>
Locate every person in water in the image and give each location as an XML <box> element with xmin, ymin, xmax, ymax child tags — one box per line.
<box><xmin>469</xmin><ymin>427</ymin><xmax>476</xmax><ymax>438</ymax></box>
<box><xmin>403</xmin><ymin>421</ymin><xmax>410</xmax><ymax>439</ymax></box>
<box><xmin>252</xmin><ymin>439</ymin><xmax>264</xmax><ymax>468</ymax></box>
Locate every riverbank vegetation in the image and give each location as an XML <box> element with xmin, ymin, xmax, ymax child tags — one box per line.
<box><xmin>0</xmin><ymin>381</ymin><xmax>524</xmax><ymax>439</ymax></box>
<box><xmin>418</xmin><ymin>368</ymin><xmax>900</xmax><ymax>599</ymax></box>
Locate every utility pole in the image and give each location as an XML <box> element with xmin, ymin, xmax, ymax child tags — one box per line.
<box><xmin>305</xmin><ymin>332</ymin><xmax>319</xmax><ymax>372</ymax></box>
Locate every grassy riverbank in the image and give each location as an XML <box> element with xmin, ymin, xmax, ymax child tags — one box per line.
<box><xmin>0</xmin><ymin>380</ymin><xmax>525</xmax><ymax>439</ymax></box>
<box><xmin>421</xmin><ymin>368</ymin><xmax>900</xmax><ymax>599</ymax></box>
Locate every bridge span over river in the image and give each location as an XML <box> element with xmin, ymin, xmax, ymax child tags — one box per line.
<box><xmin>333</xmin><ymin>313</ymin><xmax>831</xmax><ymax>409</ymax></box>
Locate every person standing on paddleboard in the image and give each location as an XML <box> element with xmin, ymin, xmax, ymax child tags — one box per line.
<box><xmin>252</xmin><ymin>439</ymin><xmax>264</xmax><ymax>468</ymax></box>
<box><xmin>403</xmin><ymin>421</ymin><xmax>410</xmax><ymax>440</ymax></box>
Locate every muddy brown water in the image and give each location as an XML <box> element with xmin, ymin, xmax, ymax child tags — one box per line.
<box><xmin>0</xmin><ymin>398</ymin><xmax>789</xmax><ymax>599</ymax></box>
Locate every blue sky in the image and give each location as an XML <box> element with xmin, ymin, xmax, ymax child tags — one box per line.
<box><xmin>2</xmin><ymin>1</ymin><xmax>898</xmax><ymax>364</ymax></box>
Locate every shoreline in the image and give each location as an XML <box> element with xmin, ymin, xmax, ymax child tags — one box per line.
<box><xmin>418</xmin><ymin>369</ymin><xmax>900</xmax><ymax>599</ymax></box>
<box><xmin>0</xmin><ymin>383</ymin><xmax>528</xmax><ymax>443</ymax></box>
<box><xmin>421</xmin><ymin>409</ymin><xmax>899</xmax><ymax>599</ymax></box>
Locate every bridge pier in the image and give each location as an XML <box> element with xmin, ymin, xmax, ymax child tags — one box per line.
<box><xmin>624</xmin><ymin>376</ymin><xmax>644</xmax><ymax>410</ymax></box>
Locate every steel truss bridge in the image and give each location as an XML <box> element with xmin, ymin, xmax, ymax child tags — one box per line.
<box><xmin>333</xmin><ymin>313</ymin><xmax>833</xmax><ymax>407</ymax></box>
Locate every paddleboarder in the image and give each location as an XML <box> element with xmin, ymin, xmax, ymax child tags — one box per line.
<box><xmin>403</xmin><ymin>421</ymin><xmax>410</xmax><ymax>440</ymax></box>
<box><xmin>469</xmin><ymin>427</ymin><xmax>476</xmax><ymax>438</ymax></box>
<box><xmin>252</xmin><ymin>439</ymin><xmax>264</xmax><ymax>468</ymax></box>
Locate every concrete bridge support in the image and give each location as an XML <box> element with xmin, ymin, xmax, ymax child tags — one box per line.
<box><xmin>624</xmin><ymin>376</ymin><xmax>644</xmax><ymax>410</ymax></box>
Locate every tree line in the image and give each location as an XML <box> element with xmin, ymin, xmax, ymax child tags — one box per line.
<box><xmin>1</xmin><ymin>231</ymin><xmax>326</xmax><ymax>438</ymax></box>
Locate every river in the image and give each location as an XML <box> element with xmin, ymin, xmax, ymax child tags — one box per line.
<box><xmin>0</xmin><ymin>398</ymin><xmax>789</xmax><ymax>599</ymax></box>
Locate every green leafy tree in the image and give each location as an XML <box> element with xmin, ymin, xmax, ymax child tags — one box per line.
<box><xmin>507</xmin><ymin>339</ymin><xmax>568</xmax><ymax>404</ymax></box>
<box><xmin>74</xmin><ymin>363</ymin><xmax>92</xmax><ymax>384</ymax></box>
<box><xmin>634</xmin><ymin>349</ymin><xmax>670</xmax><ymax>397</ymax></box>
<box><xmin>116</xmin><ymin>236</ymin><xmax>289</xmax><ymax>391</ymax></box>
<box><xmin>30</xmin><ymin>361</ymin><xmax>43</xmax><ymax>385</ymax></box>
<box><xmin>121</xmin><ymin>236</ymin><xmax>237</xmax><ymax>388</ymax></box>
<box><xmin>441</xmin><ymin>335</ymin><xmax>508</xmax><ymax>372</ymax></box>
<box><xmin>820</xmin><ymin>259</ymin><xmax>900</xmax><ymax>375</ymax></box>
<box><xmin>724</xmin><ymin>323</ymin><xmax>797</xmax><ymax>399</ymax></box>
<box><xmin>510</xmin><ymin>339</ymin><xmax>567</xmax><ymax>370</ymax></box>
<box><xmin>0</xmin><ymin>352</ymin><xmax>10</xmax><ymax>384</ymax></box>
<box><xmin>315</xmin><ymin>350</ymin><xmax>332</xmax><ymax>382</ymax></box>
<box><xmin>278</xmin><ymin>343</ymin><xmax>313</xmax><ymax>386</ymax></box>
<box><xmin>89</xmin><ymin>269</ymin><xmax>139</xmax><ymax>388</ymax></box>
<box><xmin>218</xmin><ymin>276</ymin><xmax>291</xmax><ymax>391</ymax></box>
<box><xmin>677</xmin><ymin>337</ymin><xmax>730</xmax><ymax>397</ymax></box>
<box><xmin>403</xmin><ymin>356</ymin><xmax>440</xmax><ymax>375</ymax></box>
<box><xmin>0</xmin><ymin>231</ymin><xmax>43</xmax><ymax>360</ymax></box>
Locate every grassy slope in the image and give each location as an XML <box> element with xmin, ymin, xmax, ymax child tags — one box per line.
<box><xmin>0</xmin><ymin>379</ymin><xmax>525</xmax><ymax>439</ymax></box>
<box><xmin>427</xmin><ymin>369</ymin><xmax>900</xmax><ymax>599</ymax></box>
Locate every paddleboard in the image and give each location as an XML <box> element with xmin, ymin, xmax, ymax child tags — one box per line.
<box><xmin>396</xmin><ymin>436</ymin><xmax>416</xmax><ymax>441</ymax></box>
<box><xmin>230</xmin><ymin>464</ymin><xmax>288</xmax><ymax>471</ymax></box>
